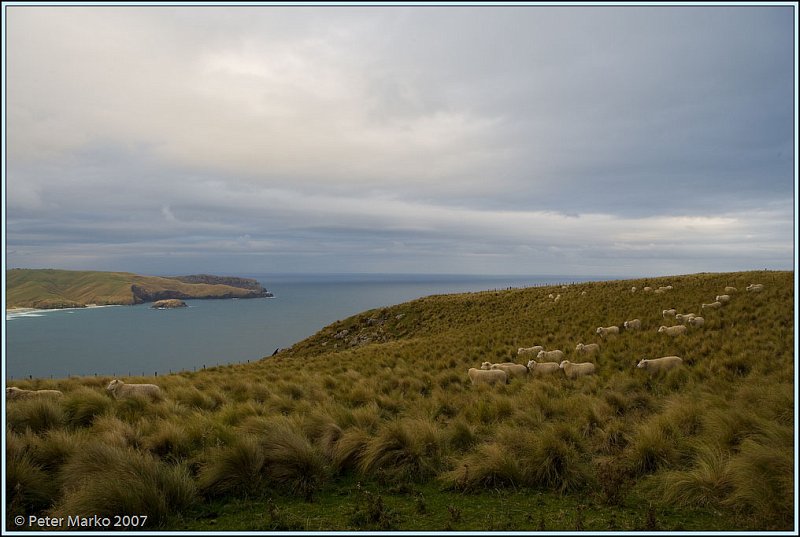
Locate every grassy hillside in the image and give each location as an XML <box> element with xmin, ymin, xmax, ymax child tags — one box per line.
<box><xmin>6</xmin><ymin>269</ymin><xmax>269</xmax><ymax>309</ymax></box>
<box><xmin>5</xmin><ymin>270</ymin><xmax>795</xmax><ymax>531</ymax></box>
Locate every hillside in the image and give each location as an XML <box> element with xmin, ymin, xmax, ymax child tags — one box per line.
<box><xmin>6</xmin><ymin>269</ymin><xmax>272</xmax><ymax>309</ymax></box>
<box><xmin>5</xmin><ymin>270</ymin><xmax>795</xmax><ymax>531</ymax></box>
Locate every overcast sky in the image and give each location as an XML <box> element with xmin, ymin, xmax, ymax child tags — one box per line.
<box><xmin>3</xmin><ymin>3</ymin><xmax>796</xmax><ymax>277</ymax></box>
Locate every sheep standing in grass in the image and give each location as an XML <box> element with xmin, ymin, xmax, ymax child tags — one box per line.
<box><xmin>623</xmin><ymin>319</ymin><xmax>641</xmax><ymax>330</ymax></box>
<box><xmin>643</xmin><ymin>286</ymin><xmax>653</xmax><ymax>292</ymax></box>
<box><xmin>596</xmin><ymin>326</ymin><xmax>619</xmax><ymax>338</ymax></box>
<box><xmin>537</xmin><ymin>349</ymin><xmax>565</xmax><ymax>361</ymax></box>
<box><xmin>559</xmin><ymin>360</ymin><xmax>596</xmax><ymax>379</ymax></box>
<box><xmin>575</xmin><ymin>342</ymin><xmax>600</xmax><ymax>355</ymax></box>
<box><xmin>517</xmin><ymin>346</ymin><xmax>544</xmax><ymax>357</ymax></box>
<box><xmin>526</xmin><ymin>360</ymin><xmax>561</xmax><ymax>375</ymax></box>
<box><xmin>702</xmin><ymin>301</ymin><xmax>723</xmax><ymax>310</ymax></box>
<box><xmin>715</xmin><ymin>295</ymin><xmax>731</xmax><ymax>304</ymax></box>
<box><xmin>106</xmin><ymin>379</ymin><xmax>163</xmax><ymax>401</ymax></box>
<box><xmin>468</xmin><ymin>368</ymin><xmax>507</xmax><ymax>386</ymax></box>
<box><xmin>675</xmin><ymin>313</ymin><xmax>696</xmax><ymax>324</ymax></box>
<box><xmin>637</xmin><ymin>356</ymin><xmax>683</xmax><ymax>374</ymax></box>
<box><xmin>724</xmin><ymin>286</ymin><xmax>738</xmax><ymax>293</ymax></box>
<box><xmin>662</xmin><ymin>309</ymin><xmax>677</xmax><ymax>319</ymax></box>
<box><xmin>688</xmin><ymin>316</ymin><xmax>705</xmax><ymax>327</ymax></box>
<box><xmin>658</xmin><ymin>325</ymin><xmax>687</xmax><ymax>336</ymax></box>
<box><xmin>6</xmin><ymin>387</ymin><xmax>63</xmax><ymax>400</ymax></box>
<box><xmin>481</xmin><ymin>362</ymin><xmax>528</xmax><ymax>379</ymax></box>
<box><xmin>746</xmin><ymin>283</ymin><xmax>764</xmax><ymax>292</ymax></box>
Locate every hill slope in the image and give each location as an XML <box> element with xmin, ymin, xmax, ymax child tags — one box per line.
<box><xmin>6</xmin><ymin>270</ymin><xmax>795</xmax><ymax>531</ymax></box>
<box><xmin>6</xmin><ymin>268</ymin><xmax>271</xmax><ymax>309</ymax></box>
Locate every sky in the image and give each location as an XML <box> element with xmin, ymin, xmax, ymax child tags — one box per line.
<box><xmin>3</xmin><ymin>3</ymin><xmax>797</xmax><ymax>277</ymax></box>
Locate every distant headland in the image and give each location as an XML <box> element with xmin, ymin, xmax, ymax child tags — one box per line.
<box><xmin>6</xmin><ymin>269</ymin><xmax>273</xmax><ymax>310</ymax></box>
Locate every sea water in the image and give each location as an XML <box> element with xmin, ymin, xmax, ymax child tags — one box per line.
<box><xmin>5</xmin><ymin>273</ymin><xmax>607</xmax><ymax>379</ymax></box>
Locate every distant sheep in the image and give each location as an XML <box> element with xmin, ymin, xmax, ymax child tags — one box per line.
<box><xmin>596</xmin><ymin>326</ymin><xmax>619</xmax><ymax>338</ymax></box>
<box><xmin>106</xmin><ymin>379</ymin><xmax>163</xmax><ymax>402</ymax></box>
<box><xmin>715</xmin><ymin>295</ymin><xmax>731</xmax><ymax>303</ymax></box>
<box><xmin>559</xmin><ymin>360</ymin><xmax>596</xmax><ymax>379</ymax></box>
<box><xmin>724</xmin><ymin>286</ymin><xmax>738</xmax><ymax>293</ymax></box>
<box><xmin>643</xmin><ymin>286</ymin><xmax>653</xmax><ymax>292</ymax></box>
<box><xmin>636</xmin><ymin>356</ymin><xmax>683</xmax><ymax>374</ymax></box>
<box><xmin>575</xmin><ymin>342</ymin><xmax>600</xmax><ymax>355</ymax></box>
<box><xmin>537</xmin><ymin>349</ymin><xmax>565</xmax><ymax>361</ymax></box>
<box><xmin>701</xmin><ymin>301</ymin><xmax>723</xmax><ymax>310</ymax></box>
<box><xmin>526</xmin><ymin>360</ymin><xmax>561</xmax><ymax>375</ymax></box>
<box><xmin>688</xmin><ymin>316</ymin><xmax>705</xmax><ymax>327</ymax></box>
<box><xmin>623</xmin><ymin>319</ymin><xmax>641</xmax><ymax>330</ymax></box>
<box><xmin>658</xmin><ymin>325</ymin><xmax>687</xmax><ymax>336</ymax></box>
<box><xmin>675</xmin><ymin>313</ymin><xmax>696</xmax><ymax>324</ymax></box>
<box><xmin>662</xmin><ymin>309</ymin><xmax>677</xmax><ymax>319</ymax></box>
<box><xmin>468</xmin><ymin>368</ymin><xmax>507</xmax><ymax>386</ymax></box>
<box><xmin>631</xmin><ymin>286</ymin><xmax>637</xmax><ymax>293</ymax></box>
<box><xmin>6</xmin><ymin>387</ymin><xmax>63</xmax><ymax>400</ymax></box>
<box><xmin>517</xmin><ymin>345</ymin><xmax>544</xmax><ymax>357</ymax></box>
<box><xmin>481</xmin><ymin>361</ymin><xmax>529</xmax><ymax>379</ymax></box>
<box><xmin>580</xmin><ymin>290</ymin><xmax>587</xmax><ymax>296</ymax></box>
<box><xmin>746</xmin><ymin>283</ymin><xmax>764</xmax><ymax>292</ymax></box>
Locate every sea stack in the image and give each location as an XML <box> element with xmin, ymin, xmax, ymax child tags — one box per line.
<box><xmin>151</xmin><ymin>299</ymin><xmax>188</xmax><ymax>309</ymax></box>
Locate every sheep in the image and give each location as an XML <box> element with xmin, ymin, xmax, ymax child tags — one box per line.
<box><xmin>468</xmin><ymin>368</ymin><xmax>507</xmax><ymax>386</ymax></box>
<box><xmin>596</xmin><ymin>326</ymin><xmax>620</xmax><ymax>338</ymax></box>
<box><xmin>106</xmin><ymin>379</ymin><xmax>163</xmax><ymax>401</ymax></box>
<box><xmin>675</xmin><ymin>313</ymin><xmax>696</xmax><ymax>324</ymax></box>
<box><xmin>575</xmin><ymin>342</ymin><xmax>600</xmax><ymax>355</ymax></box>
<box><xmin>481</xmin><ymin>361</ymin><xmax>529</xmax><ymax>379</ymax></box>
<box><xmin>636</xmin><ymin>356</ymin><xmax>683</xmax><ymax>374</ymax></box>
<box><xmin>724</xmin><ymin>286</ymin><xmax>738</xmax><ymax>293</ymax></box>
<box><xmin>537</xmin><ymin>349</ymin><xmax>565</xmax><ymax>361</ymax></box>
<box><xmin>623</xmin><ymin>319</ymin><xmax>641</xmax><ymax>330</ymax></box>
<box><xmin>554</xmin><ymin>294</ymin><xmax>561</xmax><ymax>303</ymax></box>
<box><xmin>658</xmin><ymin>325</ymin><xmax>687</xmax><ymax>336</ymax></box>
<box><xmin>517</xmin><ymin>345</ymin><xmax>544</xmax><ymax>357</ymax></box>
<box><xmin>643</xmin><ymin>286</ymin><xmax>653</xmax><ymax>292</ymax></box>
<box><xmin>654</xmin><ymin>288</ymin><xmax>665</xmax><ymax>294</ymax></box>
<box><xmin>631</xmin><ymin>286</ymin><xmax>637</xmax><ymax>293</ymax></box>
<box><xmin>662</xmin><ymin>309</ymin><xmax>677</xmax><ymax>319</ymax></box>
<box><xmin>526</xmin><ymin>360</ymin><xmax>561</xmax><ymax>375</ymax></box>
<box><xmin>746</xmin><ymin>283</ymin><xmax>764</xmax><ymax>292</ymax></box>
<box><xmin>581</xmin><ymin>290</ymin><xmax>587</xmax><ymax>296</ymax></box>
<box><xmin>548</xmin><ymin>293</ymin><xmax>555</xmax><ymax>299</ymax></box>
<box><xmin>559</xmin><ymin>360</ymin><xmax>596</xmax><ymax>379</ymax></box>
<box><xmin>688</xmin><ymin>316</ymin><xmax>705</xmax><ymax>327</ymax></box>
<box><xmin>6</xmin><ymin>387</ymin><xmax>63</xmax><ymax>400</ymax></box>
<box><xmin>701</xmin><ymin>301</ymin><xmax>722</xmax><ymax>310</ymax></box>
<box><xmin>715</xmin><ymin>294</ymin><xmax>731</xmax><ymax>303</ymax></box>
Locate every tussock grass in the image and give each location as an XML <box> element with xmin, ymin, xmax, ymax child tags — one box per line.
<box><xmin>7</xmin><ymin>397</ymin><xmax>65</xmax><ymax>433</ymax></box>
<box><xmin>62</xmin><ymin>387</ymin><xmax>113</xmax><ymax>427</ymax></box>
<box><xmin>196</xmin><ymin>435</ymin><xmax>266</xmax><ymax>498</ymax></box>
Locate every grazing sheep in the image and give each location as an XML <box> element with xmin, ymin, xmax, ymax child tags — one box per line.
<box><xmin>662</xmin><ymin>309</ymin><xmax>677</xmax><ymax>319</ymax></box>
<box><xmin>106</xmin><ymin>379</ymin><xmax>163</xmax><ymax>401</ymax></box>
<box><xmin>468</xmin><ymin>368</ymin><xmax>507</xmax><ymax>386</ymax></box>
<box><xmin>481</xmin><ymin>361</ymin><xmax>529</xmax><ymax>379</ymax></box>
<box><xmin>675</xmin><ymin>313</ymin><xmax>696</xmax><ymax>324</ymax></box>
<box><xmin>559</xmin><ymin>360</ymin><xmax>596</xmax><ymax>379</ymax></box>
<box><xmin>631</xmin><ymin>286</ymin><xmax>637</xmax><ymax>293</ymax></box>
<box><xmin>596</xmin><ymin>326</ymin><xmax>620</xmax><ymax>338</ymax></box>
<box><xmin>623</xmin><ymin>319</ymin><xmax>641</xmax><ymax>330</ymax></box>
<box><xmin>6</xmin><ymin>387</ymin><xmax>63</xmax><ymax>400</ymax></box>
<box><xmin>715</xmin><ymin>295</ymin><xmax>731</xmax><ymax>303</ymax></box>
<box><xmin>724</xmin><ymin>286</ymin><xmax>738</xmax><ymax>293</ymax></box>
<box><xmin>537</xmin><ymin>349</ymin><xmax>565</xmax><ymax>361</ymax></box>
<box><xmin>688</xmin><ymin>316</ymin><xmax>705</xmax><ymax>327</ymax></box>
<box><xmin>526</xmin><ymin>360</ymin><xmax>561</xmax><ymax>375</ymax></box>
<box><xmin>517</xmin><ymin>345</ymin><xmax>544</xmax><ymax>357</ymax></box>
<box><xmin>554</xmin><ymin>294</ymin><xmax>561</xmax><ymax>303</ymax></box>
<box><xmin>643</xmin><ymin>286</ymin><xmax>653</xmax><ymax>292</ymax></box>
<box><xmin>658</xmin><ymin>325</ymin><xmax>687</xmax><ymax>336</ymax></box>
<box><xmin>654</xmin><ymin>288</ymin><xmax>665</xmax><ymax>294</ymax></box>
<box><xmin>746</xmin><ymin>283</ymin><xmax>764</xmax><ymax>292</ymax></box>
<box><xmin>548</xmin><ymin>293</ymin><xmax>555</xmax><ymax>299</ymax></box>
<box><xmin>701</xmin><ymin>301</ymin><xmax>723</xmax><ymax>310</ymax></box>
<box><xmin>575</xmin><ymin>342</ymin><xmax>600</xmax><ymax>355</ymax></box>
<box><xmin>636</xmin><ymin>356</ymin><xmax>683</xmax><ymax>374</ymax></box>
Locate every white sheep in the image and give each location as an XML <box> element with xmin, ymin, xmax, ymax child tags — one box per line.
<box><xmin>724</xmin><ymin>286</ymin><xmax>738</xmax><ymax>293</ymax></box>
<box><xmin>559</xmin><ymin>360</ymin><xmax>596</xmax><ymax>379</ymax></box>
<box><xmin>106</xmin><ymin>379</ymin><xmax>163</xmax><ymax>401</ymax></box>
<box><xmin>575</xmin><ymin>342</ymin><xmax>600</xmax><ymax>355</ymax></box>
<box><xmin>701</xmin><ymin>301</ymin><xmax>722</xmax><ymax>310</ymax></box>
<box><xmin>675</xmin><ymin>313</ymin><xmax>696</xmax><ymax>324</ymax></box>
<box><xmin>715</xmin><ymin>294</ymin><xmax>731</xmax><ymax>303</ymax></box>
<box><xmin>481</xmin><ymin>361</ymin><xmax>529</xmax><ymax>379</ymax></box>
<box><xmin>662</xmin><ymin>309</ymin><xmax>677</xmax><ymax>319</ymax></box>
<box><xmin>517</xmin><ymin>345</ymin><xmax>544</xmax><ymax>357</ymax></box>
<box><xmin>631</xmin><ymin>286</ymin><xmax>637</xmax><ymax>293</ymax></box>
<box><xmin>581</xmin><ymin>290</ymin><xmax>587</xmax><ymax>296</ymax></box>
<box><xmin>623</xmin><ymin>319</ymin><xmax>641</xmax><ymax>330</ymax></box>
<box><xmin>746</xmin><ymin>283</ymin><xmax>764</xmax><ymax>292</ymax></box>
<box><xmin>468</xmin><ymin>368</ymin><xmax>507</xmax><ymax>386</ymax></box>
<box><xmin>636</xmin><ymin>356</ymin><xmax>683</xmax><ymax>374</ymax></box>
<box><xmin>6</xmin><ymin>387</ymin><xmax>63</xmax><ymax>400</ymax></box>
<box><xmin>537</xmin><ymin>349</ymin><xmax>565</xmax><ymax>361</ymax></box>
<box><xmin>658</xmin><ymin>325</ymin><xmax>687</xmax><ymax>336</ymax></box>
<box><xmin>526</xmin><ymin>360</ymin><xmax>561</xmax><ymax>375</ymax></box>
<box><xmin>596</xmin><ymin>326</ymin><xmax>620</xmax><ymax>338</ymax></box>
<box><xmin>643</xmin><ymin>286</ymin><xmax>653</xmax><ymax>292</ymax></box>
<box><xmin>688</xmin><ymin>316</ymin><xmax>705</xmax><ymax>327</ymax></box>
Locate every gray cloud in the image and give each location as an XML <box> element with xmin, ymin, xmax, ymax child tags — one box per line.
<box><xmin>4</xmin><ymin>4</ymin><xmax>795</xmax><ymax>276</ymax></box>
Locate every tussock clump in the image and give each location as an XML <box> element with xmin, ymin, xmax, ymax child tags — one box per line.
<box><xmin>653</xmin><ymin>444</ymin><xmax>733</xmax><ymax>509</ymax></box>
<box><xmin>523</xmin><ymin>423</ymin><xmax>592</xmax><ymax>493</ymax></box>
<box><xmin>62</xmin><ymin>387</ymin><xmax>112</xmax><ymax>427</ymax></box>
<box><xmin>172</xmin><ymin>386</ymin><xmax>220</xmax><ymax>411</ymax></box>
<box><xmin>259</xmin><ymin>419</ymin><xmax>328</xmax><ymax>501</ymax></box>
<box><xmin>196</xmin><ymin>435</ymin><xmax>266</xmax><ymax>498</ymax></box>
<box><xmin>358</xmin><ymin>419</ymin><xmax>444</xmax><ymax>484</ymax></box>
<box><xmin>6</xmin><ymin>397</ymin><xmax>65</xmax><ymax>433</ymax></box>
<box><xmin>331</xmin><ymin>427</ymin><xmax>371</xmax><ymax>474</ymax></box>
<box><xmin>90</xmin><ymin>414</ymin><xmax>142</xmax><ymax>449</ymax></box>
<box><xmin>143</xmin><ymin>419</ymin><xmax>193</xmax><ymax>460</ymax></box>
<box><xmin>440</xmin><ymin>443</ymin><xmax>521</xmax><ymax>492</ymax></box>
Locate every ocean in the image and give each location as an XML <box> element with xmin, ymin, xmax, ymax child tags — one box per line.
<box><xmin>5</xmin><ymin>273</ymin><xmax>609</xmax><ymax>380</ymax></box>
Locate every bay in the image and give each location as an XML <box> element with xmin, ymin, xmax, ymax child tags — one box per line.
<box><xmin>4</xmin><ymin>273</ymin><xmax>609</xmax><ymax>379</ymax></box>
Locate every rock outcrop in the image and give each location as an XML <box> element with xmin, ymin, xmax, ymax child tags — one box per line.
<box><xmin>151</xmin><ymin>299</ymin><xmax>188</xmax><ymax>309</ymax></box>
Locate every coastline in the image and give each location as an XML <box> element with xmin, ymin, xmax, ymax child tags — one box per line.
<box><xmin>6</xmin><ymin>304</ymin><xmax>122</xmax><ymax>320</ymax></box>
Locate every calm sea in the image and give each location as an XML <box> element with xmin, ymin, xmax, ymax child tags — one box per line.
<box><xmin>5</xmin><ymin>273</ymin><xmax>608</xmax><ymax>380</ymax></box>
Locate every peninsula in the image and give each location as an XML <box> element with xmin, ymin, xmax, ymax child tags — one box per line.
<box><xmin>6</xmin><ymin>269</ymin><xmax>273</xmax><ymax>310</ymax></box>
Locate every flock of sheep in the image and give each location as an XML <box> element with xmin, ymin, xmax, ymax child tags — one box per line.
<box><xmin>467</xmin><ymin>281</ymin><xmax>765</xmax><ymax>386</ymax></box>
<box><xmin>6</xmin><ymin>379</ymin><xmax>163</xmax><ymax>402</ymax></box>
